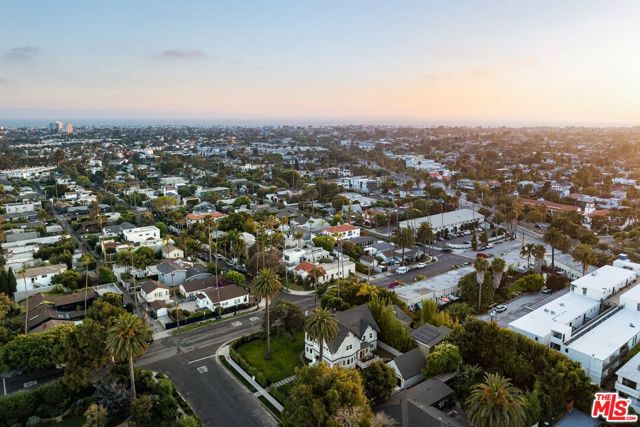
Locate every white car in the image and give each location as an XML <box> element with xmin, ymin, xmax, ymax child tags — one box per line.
<box><xmin>396</xmin><ymin>266</ymin><xmax>410</xmax><ymax>274</ymax></box>
<box><xmin>416</xmin><ymin>263</ymin><xmax>427</xmax><ymax>269</ymax></box>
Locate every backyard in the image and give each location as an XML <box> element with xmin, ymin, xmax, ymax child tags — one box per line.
<box><xmin>235</xmin><ymin>332</ymin><xmax>305</xmax><ymax>384</ymax></box>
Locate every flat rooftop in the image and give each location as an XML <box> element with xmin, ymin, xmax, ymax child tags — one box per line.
<box><xmin>571</xmin><ymin>265</ymin><xmax>636</xmax><ymax>295</ymax></box>
<box><xmin>568</xmin><ymin>308</ymin><xmax>640</xmax><ymax>360</ymax></box>
<box><xmin>509</xmin><ymin>293</ymin><xmax>601</xmax><ymax>338</ymax></box>
<box><xmin>400</xmin><ymin>208</ymin><xmax>484</xmax><ymax>230</ymax></box>
<box><xmin>394</xmin><ymin>267</ymin><xmax>473</xmax><ymax>303</ymax></box>
<box><xmin>616</xmin><ymin>351</ymin><xmax>640</xmax><ymax>382</ymax></box>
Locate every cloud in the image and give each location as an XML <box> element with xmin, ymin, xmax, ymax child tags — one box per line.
<box><xmin>5</xmin><ymin>46</ymin><xmax>41</xmax><ymax>60</ymax></box>
<box><xmin>0</xmin><ymin>77</ymin><xmax>16</xmax><ymax>86</ymax></box>
<box><xmin>159</xmin><ymin>49</ymin><xmax>207</xmax><ymax>59</ymax></box>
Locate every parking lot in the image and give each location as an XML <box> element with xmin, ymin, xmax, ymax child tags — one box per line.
<box><xmin>478</xmin><ymin>287</ymin><xmax>570</xmax><ymax>327</ymax></box>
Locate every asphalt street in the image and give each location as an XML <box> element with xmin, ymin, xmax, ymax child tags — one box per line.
<box><xmin>138</xmin><ymin>294</ymin><xmax>315</xmax><ymax>427</ymax></box>
<box><xmin>478</xmin><ymin>287</ymin><xmax>570</xmax><ymax>327</ymax></box>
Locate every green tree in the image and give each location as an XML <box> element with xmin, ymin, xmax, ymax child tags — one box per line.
<box><xmin>543</xmin><ymin>227</ymin><xmax>570</xmax><ymax>270</ymax></box>
<box><xmin>105</xmin><ymin>313</ymin><xmax>151</xmax><ymax>398</ymax></box>
<box><xmin>305</xmin><ymin>307</ymin><xmax>338</xmax><ymax>363</ymax></box>
<box><xmin>223</xmin><ymin>270</ymin><xmax>246</xmax><ymax>286</ymax></box>
<box><xmin>473</xmin><ymin>257</ymin><xmax>489</xmax><ymax>286</ymax></box>
<box><xmin>361</xmin><ymin>360</ymin><xmax>397</xmax><ymax>404</ymax></box>
<box><xmin>392</xmin><ymin>227</ymin><xmax>415</xmax><ymax>265</ymax></box>
<box><xmin>62</xmin><ymin>319</ymin><xmax>108</xmax><ymax>390</ymax></box>
<box><xmin>251</xmin><ymin>268</ymin><xmax>282</xmax><ymax>359</ymax></box>
<box><xmin>573</xmin><ymin>243</ymin><xmax>596</xmax><ymax>276</ymax></box>
<box><xmin>466</xmin><ymin>373</ymin><xmax>527</xmax><ymax>427</ymax></box>
<box><xmin>83</xmin><ymin>403</ymin><xmax>108</xmax><ymax>427</ymax></box>
<box><xmin>281</xmin><ymin>363</ymin><xmax>371</xmax><ymax>427</ymax></box>
<box><xmin>417</xmin><ymin>222</ymin><xmax>434</xmax><ymax>258</ymax></box>
<box><xmin>424</xmin><ymin>342</ymin><xmax>462</xmax><ymax>377</ymax></box>
<box><xmin>312</xmin><ymin>235</ymin><xmax>336</xmax><ymax>252</ymax></box>
<box><xmin>267</xmin><ymin>300</ymin><xmax>305</xmax><ymax>337</ymax></box>
<box><xmin>480</xmin><ymin>230</ymin><xmax>489</xmax><ymax>248</ymax></box>
<box><xmin>0</xmin><ymin>292</ymin><xmax>11</xmax><ymax>320</ymax></box>
<box><xmin>52</xmin><ymin>269</ymin><xmax>81</xmax><ymax>289</ymax></box>
<box><xmin>491</xmin><ymin>257</ymin><xmax>506</xmax><ymax>289</ymax></box>
<box><xmin>520</xmin><ymin>243</ymin><xmax>535</xmax><ymax>270</ymax></box>
<box><xmin>471</xmin><ymin>231</ymin><xmax>478</xmax><ymax>251</ymax></box>
<box><xmin>532</xmin><ymin>244</ymin><xmax>546</xmax><ymax>273</ymax></box>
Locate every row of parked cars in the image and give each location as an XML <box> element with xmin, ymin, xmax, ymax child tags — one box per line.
<box><xmin>395</xmin><ymin>262</ymin><xmax>428</xmax><ymax>275</ymax></box>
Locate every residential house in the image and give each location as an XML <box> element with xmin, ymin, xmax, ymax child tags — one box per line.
<box><xmin>122</xmin><ymin>226</ymin><xmax>161</xmax><ymax>245</ymax></box>
<box><xmin>15</xmin><ymin>264</ymin><xmax>68</xmax><ymax>294</ymax></box>
<box><xmin>411</xmin><ymin>323</ymin><xmax>452</xmax><ymax>356</ymax></box>
<box><xmin>179</xmin><ymin>276</ymin><xmax>217</xmax><ymax>298</ymax></box>
<box><xmin>162</xmin><ymin>244</ymin><xmax>184</xmax><ymax>259</ymax></box>
<box><xmin>148</xmin><ymin>259</ymin><xmax>189</xmax><ymax>287</ymax></box>
<box><xmin>304</xmin><ymin>304</ymin><xmax>380</xmax><ymax>368</ymax></box>
<box><xmin>322</xmin><ymin>224</ymin><xmax>361</xmax><ymax>240</ymax></box>
<box><xmin>195</xmin><ymin>285</ymin><xmax>251</xmax><ymax>311</ymax></box>
<box><xmin>140</xmin><ymin>280</ymin><xmax>171</xmax><ymax>304</ymax></box>
<box><xmin>387</xmin><ymin>348</ymin><xmax>427</xmax><ymax>389</ymax></box>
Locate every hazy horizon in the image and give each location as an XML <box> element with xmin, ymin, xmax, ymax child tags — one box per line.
<box><xmin>2</xmin><ymin>1</ymin><xmax>639</xmax><ymax>126</ymax></box>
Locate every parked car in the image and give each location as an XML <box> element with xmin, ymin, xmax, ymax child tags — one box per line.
<box><xmin>495</xmin><ymin>304</ymin><xmax>507</xmax><ymax>313</ymax></box>
<box><xmin>416</xmin><ymin>262</ymin><xmax>426</xmax><ymax>269</ymax></box>
<box><xmin>476</xmin><ymin>253</ymin><xmax>489</xmax><ymax>259</ymax></box>
<box><xmin>396</xmin><ymin>266</ymin><xmax>410</xmax><ymax>274</ymax></box>
<box><xmin>387</xmin><ymin>280</ymin><xmax>401</xmax><ymax>289</ymax></box>
<box><xmin>541</xmin><ymin>287</ymin><xmax>551</xmax><ymax>294</ymax></box>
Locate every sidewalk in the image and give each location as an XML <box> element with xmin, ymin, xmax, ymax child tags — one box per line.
<box><xmin>216</xmin><ymin>344</ymin><xmax>284</xmax><ymax>412</ymax></box>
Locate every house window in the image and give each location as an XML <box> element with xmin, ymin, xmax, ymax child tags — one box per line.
<box><xmin>622</xmin><ymin>378</ymin><xmax>638</xmax><ymax>389</ymax></box>
<box><xmin>582</xmin><ymin>288</ymin><xmax>587</xmax><ymax>296</ymax></box>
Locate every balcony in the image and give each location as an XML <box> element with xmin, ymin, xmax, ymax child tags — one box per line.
<box><xmin>356</xmin><ymin>355</ymin><xmax>382</xmax><ymax>369</ymax></box>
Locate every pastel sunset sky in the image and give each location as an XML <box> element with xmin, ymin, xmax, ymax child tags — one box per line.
<box><xmin>1</xmin><ymin>0</ymin><xmax>639</xmax><ymax>125</ymax></box>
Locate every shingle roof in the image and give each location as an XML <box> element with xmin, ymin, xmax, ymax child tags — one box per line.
<box><xmin>181</xmin><ymin>277</ymin><xmax>217</xmax><ymax>293</ymax></box>
<box><xmin>199</xmin><ymin>285</ymin><xmax>249</xmax><ymax>303</ymax></box>
<box><xmin>141</xmin><ymin>280</ymin><xmax>166</xmax><ymax>294</ymax></box>
<box><xmin>392</xmin><ymin>348</ymin><xmax>425</xmax><ymax>379</ymax></box>
<box><xmin>327</xmin><ymin>304</ymin><xmax>380</xmax><ymax>353</ymax></box>
<box><xmin>411</xmin><ymin>324</ymin><xmax>452</xmax><ymax>348</ymax></box>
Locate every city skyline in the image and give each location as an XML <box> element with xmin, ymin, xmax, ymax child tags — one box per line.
<box><xmin>1</xmin><ymin>0</ymin><xmax>640</xmax><ymax>126</ymax></box>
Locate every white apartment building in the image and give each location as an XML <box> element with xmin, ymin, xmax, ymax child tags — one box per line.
<box><xmin>509</xmin><ymin>264</ymin><xmax>640</xmax><ymax>385</ymax></box>
<box><xmin>399</xmin><ymin>209</ymin><xmax>484</xmax><ymax>234</ymax></box>
<box><xmin>337</xmin><ymin>176</ymin><xmax>379</xmax><ymax>194</ymax></box>
<box><xmin>322</xmin><ymin>224</ymin><xmax>361</xmax><ymax>240</ymax></box>
<box><xmin>5</xmin><ymin>200</ymin><xmax>42</xmax><ymax>215</ymax></box>
<box><xmin>615</xmin><ymin>352</ymin><xmax>640</xmax><ymax>413</ymax></box>
<box><xmin>122</xmin><ymin>226</ymin><xmax>161</xmax><ymax>244</ymax></box>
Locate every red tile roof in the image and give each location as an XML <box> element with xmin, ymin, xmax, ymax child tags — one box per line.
<box><xmin>325</xmin><ymin>224</ymin><xmax>358</xmax><ymax>233</ymax></box>
<box><xmin>294</xmin><ymin>261</ymin><xmax>325</xmax><ymax>274</ymax></box>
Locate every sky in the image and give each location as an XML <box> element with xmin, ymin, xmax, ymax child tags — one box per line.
<box><xmin>1</xmin><ymin>0</ymin><xmax>639</xmax><ymax>126</ymax></box>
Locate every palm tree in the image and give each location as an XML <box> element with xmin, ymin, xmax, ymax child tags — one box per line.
<box><xmin>81</xmin><ymin>254</ymin><xmax>93</xmax><ymax>313</ymax></box>
<box><xmin>474</xmin><ymin>257</ymin><xmax>489</xmax><ymax>311</ymax></box>
<box><xmin>543</xmin><ymin>227</ymin><xmax>570</xmax><ymax>270</ymax></box>
<box><xmin>309</xmin><ymin>266</ymin><xmax>326</xmax><ymax>307</ymax></box>
<box><xmin>520</xmin><ymin>243</ymin><xmax>535</xmax><ymax>270</ymax></box>
<box><xmin>294</xmin><ymin>230</ymin><xmax>304</xmax><ymax>248</ymax></box>
<box><xmin>392</xmin><ymin>227</ymin><xmax>415</xmax><ymax>266</ymax></box>
<box><xmin>305</xmin><ymin>308</ymin><xmax>338</xmax><ymax>364</ymax></box>
<box><xmin>251</xmin><ymin>268</ymin><xmax>282</xmax><ymax>360</ymax></box>
<box><xmin>20</xmin><ymin>265</ymin><xmax>28</xmax><ymax>334</ymax></box>
<box><xmin>466</xmin><ymin>373</ymin><xmax>527</xmax><ymax>427</ymax></box>
<box><xmin>532</xmin><ymin>244</ymin><xmax>546</xmax><ymax>273</ymax></box>
<box><xmin>491</xmin><ymin>257</ymin><xmax>506</xmax><ymax>289</ymax></box>
<box><xmin>573</xmin><ymin>243</ymin><xmax>596</xmax><ymax>276</ymax></box>
<box><xmin>474</xmin><ymin>257</ymin><xmax>489</xmax><ymax>285</ymax></box>
<box><xmin>417</xmin><ymin>222</ymin><xmax>434</xmax><ymax>258</ymax></box>
<box><xmin>105</xmin><ymin>312</ymin><xmax>151</xmax><ymax>398</ymax></box>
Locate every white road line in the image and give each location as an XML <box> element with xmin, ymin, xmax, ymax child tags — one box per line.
<box><xmin>187</xmin><ymin>355</ymin><xmax>216</xmax><ymax>365</ymax></box>
<box><xmin>2</xmin><ymin>377</ymin><xmax>6</xmax><ymax>395</ymax></box>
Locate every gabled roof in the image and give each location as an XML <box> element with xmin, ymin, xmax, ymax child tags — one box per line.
<box><xmin>181</xmin><ymin>277</ymin><xmax>217</xmax><ymax>293</ymax></box>
<box><xmin>327</xmin><ymin>304</ymin><xmax>380</xmax><ymax>353</ymax></box>
<box><xmin>141</xmin><ymin>280</ymin><xmax>166</xmax><ymax>294</ymax></box>
<box><xmin>411</xmin><ymin>323</ymin><xmax>452</xmax><ymax>348</ymax></box>
<box><xmin>294</xmin><ymin>261</ymin><xmax>325</xmax><ymax>274</ymax></box>
<box><xmin>199</xmin><ymin>285</ymin><xmax>249</xmax><ymax>303</ymax></box>
<box><xmin>392</xmin><ymin>347</ymin><xmax>426</xmax><ymax>379</ymax></box>
<box><xmin>325</xmin><ymin>224</ymin><xmax>358</xmax><ymax>234</ymax></box>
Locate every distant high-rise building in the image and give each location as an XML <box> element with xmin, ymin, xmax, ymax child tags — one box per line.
<box><xmin>49</xmin><ymin>121</ymin><xmax>64</xmax><ymax>134</ymax></box>
<box><xmin>66</xmin><ymin>123</ymin><xmax>74</xmax><ymax>134</ymax></box>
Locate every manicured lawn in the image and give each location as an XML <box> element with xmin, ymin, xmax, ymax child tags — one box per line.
<box><xmin>235</xmin><ymin>333</ymin><xmax>304</xmax><ymax>383</ymax></box>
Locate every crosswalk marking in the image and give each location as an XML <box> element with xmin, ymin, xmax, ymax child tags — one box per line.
<box><xmin>231</xmin><ymin>321</ymin><xmax>242</xmax><ymax>327</ymax></box>
<box><xmin>196</xmin><ymin>366</ymin><xmax>208</xmax><ymax>374</ymax></box>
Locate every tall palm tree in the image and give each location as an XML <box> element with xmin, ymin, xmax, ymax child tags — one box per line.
<box><xmin>105</xmin><ymin>312</ymin><xmax>151</xmax><ymax>398</ymax></box>
<box><xmin>81</xmin><ymin>254</ymin><xmax>93</xmax><ymax>313</ymax></box>
<box><xmin>392</xmin><ymin>227</ymin><xmax>415</xmax><ymax>266</ymax></box>
<box><xmin>466</xmin><ymin>373</ymin><xmax>527</xmax><ymax>427</ymax></box>
<box><xmin>294</xmin><ymin>230</ymin><xmax>304</xmax><ymax>248</ymax></box>
<box><xmin>543</xmin><ymin>227</ymin><xmax>570</xmax><ymax>270</ymax></box>
<box><xmin>251</xmin><ymin>268</ymin><xmax>282</xmax><ymax>360</ymax></box>
<box><xmin>305</xmin><ymin>308</ymin><xmax>338</xmax><ymax>364</ymax></box>
<box><xmin>491</xmin><ymin>257</ymin><xmax>506</xmax><ymax>289</ymax></box>
<box><xmin>473</xmin><ymin>257</ymin><xmax>489</xmax><ymax>285</ymax></box>
<box><xmin>520</xmin><ymin>243</ymin><xmax>535</xmax><ymax>270</ymax></box>
<box><xmin>20</xmin><ymin>265</ymin><xmax>29</xmax><ymax>334</ymax></box>
<box><xmin>309</xmin><ymin>266</ymin><xmax>326</xmax><ymax>307</ymax></box>
<box><xmin>573</xmin><ymin>243</ymin><xmax>596</xmax><ymax>276</ymax></box>
<box><xmin>417</xmin><ymin>222</ymin><xmax>434</xmax><ymax>258</ymax></box>
<box><xmin>532</xmin><ymin>244</ymin><xmax>546</xmax><ymax>273</ymax></box>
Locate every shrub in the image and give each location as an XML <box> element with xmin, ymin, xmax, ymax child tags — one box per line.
<box><xmin>508</xmin><ymin>274</ymin><xmax>544</xmax><ymax>294</ymax></box>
